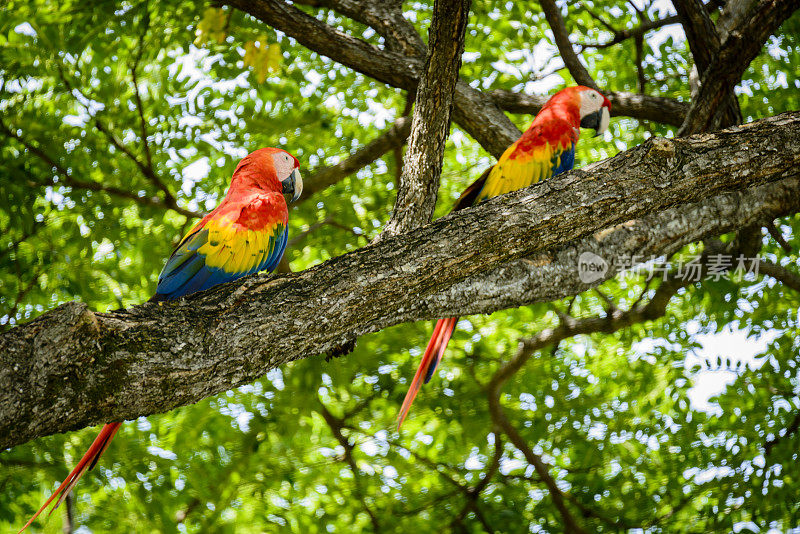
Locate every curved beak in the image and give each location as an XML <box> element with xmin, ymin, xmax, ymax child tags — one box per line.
<box><xmin>581</xmin><ymin>106</ymin><xmax>611</xmax><ymax>137</ymax></box>
<box><xmin>281</xmin><ymin>168</ymin><xmax>303</xmax><ymax>203</ymax></box>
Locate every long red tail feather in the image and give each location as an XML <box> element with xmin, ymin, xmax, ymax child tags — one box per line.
<box><xmin>19</xmin><ymin>422</ymin><xmax>122</xmax><ymax>533</ymax></box>
<box><xmin>397</xmin><ymin>317</ymin><xmax>459</xmax><ymax>429</ymax></box>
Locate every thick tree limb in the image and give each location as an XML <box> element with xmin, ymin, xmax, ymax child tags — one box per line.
<box><xmin>293</xmin><ymin>0</ymin><xmax>426</xmax><ymax>56</ymax></box>
<box><xmin>383</xmin><ymin>0</ymin><xmax>471</xmax><ymax>236</ymax></box>
<box><xmin>671</xmin><ymin>0</ymin><xmax>722</xmax><ymax>71</ymax></box>
<box><xmin>671</xmin><ymin>0</ymin><xmax>742</xmax><ymax>129</ymax></box>
<box><xmin>679</xmin><ymin>0</ymin><xmax>798</xmax><ymax>134</ymax></box>
<box><xmin>2</xmin><ymin>112</ymin><xmax>799</xmax><ymax>449</ymax></box>
<box><xmin>717</xmin><ymin>0</ymin><xmax>757</xmax><ymax>41</ymax></box>
<box><xmin>226</xmin><ymin>0</ymin><xmax>696</xmax><ymax>156</ymax></box>
<box><xmin>433</xmin><ymin>176</ymin><xmax>800</xmax><ymax>317</ymax></box>
<box><xmin>224</xmin><ymin>0</ymin><xmax>519</xmax><ymax>157</ymax></box>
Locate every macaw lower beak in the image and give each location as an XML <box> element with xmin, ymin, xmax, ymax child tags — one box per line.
<box><xmin>282</xmin><ymin>169</ymin><xmax>303</xmax><ymax>203</ymax></box>
<box><xmin>581</xmin><ymin>106</ymin><xmax>611</xmax><ymax>137</ymax></box>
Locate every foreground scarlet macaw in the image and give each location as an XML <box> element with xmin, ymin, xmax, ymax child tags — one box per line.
<box><xmin>21</xmin><ymin>147</ymin><xmax>302</xmax><ymax>532</ymax></box>
<box><xmin>397</xmin><ymin>86</ymin><xmax>611</xmax><ymax>428</ymax></box>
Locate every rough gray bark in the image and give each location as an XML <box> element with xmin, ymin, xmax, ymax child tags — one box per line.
<box><xmin>383</xmin><ymin>0</ymin><xmax>472</xmax><ymax>236</ymax></box>
<box><xmin>2</xmin><ymin>111</ymin><xmax>799</xmax><ymax>450</ymax></box>
<box><xmin>671</xmin><ymin>0</ymin><xmax>742</xmax><ymax>129</ymax></box>
<box><xmin>294</xmin><ymin>0</ymin><xmax>426</xmax><ymax>56</ymax></box>
<box><xmin>436</xmin><ymin>176</ymin><xmax>800</xmax><ymax>315</ymax></box>
<box><xmin>717</xmin><ymin>0</ymin><xmax>757</xmax><ymax>41</ymax></box>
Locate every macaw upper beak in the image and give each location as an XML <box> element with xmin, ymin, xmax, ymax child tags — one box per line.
<box><xmin>581</xmin><ymin>106</ymin><xmax>611</xmax><ymax>137</ymax></box>
<box><xmin>282</xmin><ymin>169</ymin><xmax>303</xmax><ymax>203</ymax></box>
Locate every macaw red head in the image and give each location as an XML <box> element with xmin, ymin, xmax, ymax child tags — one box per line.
<box><xmin>546</xmin><ymin>86</ymin><xmax>612</xmax><ymax>137</ymax></box>
<box><xmin>231</xmin><ymin>147</ymin><xmax>303</xmax><ymax>202</ymax></box>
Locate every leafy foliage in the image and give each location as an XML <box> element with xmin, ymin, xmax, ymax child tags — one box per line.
<box><xmin>1</xmin><ymin>0</ymin><xmax>798</xmax><ymax>532</ymax></box>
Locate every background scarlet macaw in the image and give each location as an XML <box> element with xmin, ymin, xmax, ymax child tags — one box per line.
<box><xmin>397</xmin><ymin>86</ymin><xmax>612</xmax><ymax>428</ymax></box>
<box><xmin>21</xmin><ymin>147</ymin><xmax>302</xmax><ymax>532</ymax></box>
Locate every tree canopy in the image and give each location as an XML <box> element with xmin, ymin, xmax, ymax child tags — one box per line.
<box><xmin>1</xmin><ymin>0</ymin><xmax>799</xmax><ymax>532</ymax></box>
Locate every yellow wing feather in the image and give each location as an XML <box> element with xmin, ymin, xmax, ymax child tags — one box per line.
<box><xmin>476</xmin><ymin>141</ymin><xmax>563</xmax><ymax>204</ymax></box>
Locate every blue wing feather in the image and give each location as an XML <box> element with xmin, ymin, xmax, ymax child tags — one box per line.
<box><xmin>263</xmin><ymin>226</ymin><xmax>288</xmax><ymax>273</ymax></box>
<box><xmin>152</xmin><ymin>220</ymin><xmax>288</xmax><ymax>302</ymax></box>
<box><xmin>552</xmin><ymin>143</ymin><xmax>575</xmax><ymax>176</ymax></box>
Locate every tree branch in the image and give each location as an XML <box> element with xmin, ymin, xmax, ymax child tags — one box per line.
<box><xmin>130</xmin><ymin>4</ymin><xmax>154</xmax><ymax>176</ymax></box>
<box><xmin>92</xmin><ymin>119</ymin><xmax>181</xmax><ymax>211</ymax></box>
<box><xmin>51</xmin><ymin>54</ymin><xmax>187</xmax><ymax>215</ymax></box>
<box><xmin>678</xmin><ymin>0</ymin><xmax>797</xmax><ymax>134</ymax></box>
<box><xmin>437</xmin><ymin>176</ymin><xmax>799</xmax><ymax>318</ymax></box>
<box><xmin>382</xmin><ymin>0</ymin><xmax>471</xmax><ymax>236</ymax></box>
<box><xmin>577</xmin><ymin>0</ymin><xmax>724</xmax><ymax>51</ymax></box>
<box><xmin>765</xmin><ymin>221</ymin><xmax>793</xmax><ymax>253</ymax></box>
<box><xmin>671</xmin><ymin>0</ymin><xmax>722</xmax><ymax>71</ymax></box>
<box><xmin>293</xmin><ymin>0</ymin><xmax>425</xmax><ymax>56</ymax></box>
<box><xmin>540</xmin><ymin>0</ymin><xmax>598</xmax><ymax>90</ymax></box>
<box><xmin>1</xmin><ymin>112</ymin><xmax>799</xmax><ymax>449</ymax></box>
<box><xmin>758</xmin><ymin>260</ymin><xmax>800</xmax><ymax>293</ymax></box>
<box><xmin>482</xmin><ymin>241</ymin><xmax>746</xmax><ymax>531</ymax></box>
<box><xmin>488</xmin><ymin>90</ymin><xmax>690</xmax><ymax>127</ymax></box>
<box><xmin>224</xmin><ymin>0</ymin><xmax>520</xmax><ymax>157</ymax></box>
<box><xmin>671</xmin><ymin>0</ymin><xmax>742</xmax><ymax>130</ymax></box>
<box><xmin>318</xmin><ymin>402</ymin><xmax>381</xmax><ymax>531</ymax></box>
<box><xmin>487</xmin><ymin>366</ymin><xmax>587</xmax><ymax>533</ymax></box>
<box><xmin>0</xmin><ymin>119</ymin><xmax>201</xmax><ymax>219</ymax></box>
<box><xmin>764</xmin><ymin>408</ymin><xmax>800</xmax><ymax>456</ymax></box>
<box><xmin>300</xmin><ymin>116</ymin><xmax>411</xmax><ymax>200</ymax></box>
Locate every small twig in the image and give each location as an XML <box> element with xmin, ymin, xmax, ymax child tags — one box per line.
<box><xmin>593</xmin><ymin>287</ymin><xmax>618</xmax><ymax>314</ymax></box>
<box><xmin>579</xmin><ymin>2</ymin><xmax>618</xmax><ymax>33</ymax></box>
<box><xmin>0</xmin><ymin>119</ymin><xmax>201</xmax><ymax>219</ymax></box>
<box><xmin>131</xmin><ymin>3</ymin><xmax>154</xmax><ymax>174</ymax></box>
<box><xmin>300</xmin><ymin>116</ymin><xmax>412</xmax><ymax>201</ymax></box>
<box><xmin>758</xmin><ymin>259</ymin><xmax>800</xmax><ymax>293</ymax></box>
<box><xmin>286</xmin><ymin>217</ymin><xmax>365</xmax><ymax>249</ymax></box>
<box><xmin>62</xmin><ymin>490</ymin><xmax>75</xmax><ymax>534</ymax></box>
<box><xmin>539</xmin><ymin>0</ymin><xmax>598</xmax><ymax>90</ymax></box>
<box><xmin>1</xmin><ymin>270</ymin><xmax>42</xmax><ymax>327</ymax></box>
<box><xmin>318</xmin><ymin>401</ymin><xmax>381</xmax><ymax>531</ymax></box>
<box><xmin>765</xmin><ymin>221</ymin><xmax>793</xmax><ymax>253</ymax></box>
<box><xmin>634</xmin><ymin>34</ymin><xmax>647</xmax><ymax>92</ymax></box>
<box><xmin>764</xmin><ymin>409</ymin><xmax>800</xmax><ymax>456</ymax></box>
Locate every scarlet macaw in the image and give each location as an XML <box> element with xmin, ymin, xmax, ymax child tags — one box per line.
<box><xmin>21</xmin><ymin>147</ymin><xmax>302</xmax><ymax>531</ymax></box>
<box><xmin>397</xmin><ymin>86</ymin><xmax>612</xmax><ymax>428</ymax></box>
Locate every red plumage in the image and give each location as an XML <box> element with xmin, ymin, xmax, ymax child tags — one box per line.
<box><xmin>20</xmin><ymin>147</ymin><xmax>302</xmax><ymax>531</ymax></box>
<box><xmin>397</xmin><ymin>86</ymin><xmax>611</xmax><ymax>429</ymax></box>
